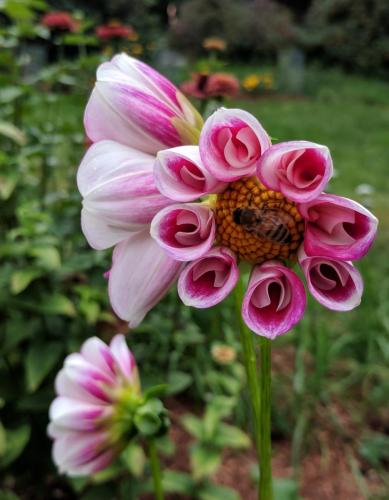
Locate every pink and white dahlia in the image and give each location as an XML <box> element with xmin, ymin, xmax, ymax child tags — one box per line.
<box><xmin>48</xmin><ymin>335</ymin><xmax>140</xmax><ymax>476</ymax></box>
<box><xmin>78</xmin><ymin>55</ymin><xmax>378</xmax><ymax>338</ymax></box>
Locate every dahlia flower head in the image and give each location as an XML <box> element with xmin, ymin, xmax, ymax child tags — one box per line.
<box><xmin>78</xmin><ymin>53</ymin><xmax>378</xmax><ymax>339</ymax></box>
<box><xmin>48</xmin><ymin>335</ymin><xmax>141</xmax><ymax>476</ymax></box>
<box><xmin>95</xmin><ymin>22</ymin><xmax>134</xmax><ymax>41</ymax></box>
<box><xmin>41</xmin><ymin>11</ymin><xmax>79</xmax><ymax>32</ymax></box>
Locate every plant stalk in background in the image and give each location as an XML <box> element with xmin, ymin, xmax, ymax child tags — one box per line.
<box><xmin>235</xmin><ymin>276</ymin><xmax>268</xmax><ymax>500</ymax></box>
<box><xmin>148</xmin><ymin>439</ymin><xmax>164</xmax><ymax>500</ymax></box>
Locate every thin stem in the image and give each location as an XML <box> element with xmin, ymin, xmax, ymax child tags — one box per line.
<box><xmin>148</xmin><ymin>439</ymin><xmax>164</xmax><ymax>500</ymax></box>
<box><xmin>259</xmin><ymin>337</ymin><xmax>273</xmax><ymax>500</ymax></box>
<box><xmin>234</xmin><ymin>277</ymin><xmax>261</xmax><ymax>495</ymax></box>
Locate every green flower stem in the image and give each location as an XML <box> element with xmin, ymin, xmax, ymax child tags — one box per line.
<box><xmin>234</xmin><ymin>277</ymin><xmax>262</xmax><ymax>496</ymax></box>
<box><xmin>148</xmin><ymin>439</ymin><xmax>164</xmax><ymax>500</ymax></box>
<box><xmin>259</xmin><ymin>337</ymin><xmax>273</xmax><ymax>500</ymax></box>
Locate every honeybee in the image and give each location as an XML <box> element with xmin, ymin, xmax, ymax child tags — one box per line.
<box><xmin>233</xmin><ymin>205</ymin><xmax>293</xmax><ymax>244</ymax></box>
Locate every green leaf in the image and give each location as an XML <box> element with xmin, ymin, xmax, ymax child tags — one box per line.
<box><xmin>121</xmin><ymin>442</ymin><xmax>146</xmax><ymax>478</ymax></box>
<box><xmin>0</xmin><ymin>422</ymin><xmax>6</xmax><ymax>457</ymax></box>
<box><xmin>30</xmin><ymin>246</ymin><xmax>61</xmax><ymax>270</ymax></box>
<box><xmin>190</xmin><ymin>443</ymin><xmax>222</xmax><ymax>480</ymax></box>
<box><xmin>181</xmin><ymin>414</ymin><xmax>203</xmax><ymax>439</ymax></box>
<box><xmin>359</xmin><ymin>432</ymin><xmax>389</xmax><ymax>468</ymax></box>
<box><xmin>0</xmin><ymin>424</ymin><xmax>30</xmax><ymax>468</ymax></box>
<box><xmin>167</xmin><ymin>371</ymin><xmax>193</xmax><ymax>395</ymax></box>
<box><xmin>162</xmin><ymin>470</ymin><xmax>194</xmax><ymax>494</ymax></box>
<box><xmin>198</xmin><ymin>482</ymin><xmax>240</xmax><ymax>500</ymax></box>
<box><xmin>10</xmin><ymin>269</ymin><xmax>41</xmax><ymax>294</ymax></box>
<box><xmin>38</xmin><ymin>294</ymin><xmax>76</xmax><ymax>317</ymax></box>
<box><xmin>25</xmin><ymin>342</ymin><xmax>63</xmax><ymax>392</ymax></box>
<box><xmin>273</xmin><ymin>478</ymin><xmax>300</xmax><ymax>500</ymax></box>
<box><xmin>0</xmin><ymin>121</ymin><xmax>27</xmax><ymax>145</ymax></box>
<box><xmin>214</xmin><ymin>423</ymin><xmax>251</xmax><ymax>449</ymax></box>
<box><xmin>134</xmin><ymin>399</ymin><xmax>165</xmax><ymax>437</ymax></box>
<box><xmin>144</xmin><ymin>384</ymin><xmax>168</xmax><ymax>400</ymax></box>
<box><xmin>0</xmin><ymin>490</ymin><xmax>20</xmax><ymax>500</ymax></box>
<box><xmin>0</xmin><ymin>172</ymin><xmax>18</xmax><ymax>200</ymax></box>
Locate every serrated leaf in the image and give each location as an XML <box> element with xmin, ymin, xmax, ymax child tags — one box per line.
<box><xmin>181</xmin><ymin>414</ymin><xmax>203</xmax><ymax>439</ymax></box>
<box><xmin>25</xmin><ymin>342</ymin><xmax>63</xmax><ymax>392</ymax></box>
<box><xmin>0</xmin><ymin>172</ymin><xmax>18</xmax><ymax>200</ymax></box>
<box><xmin>30</xmin><ymin>246</ymin><xmax>61</xmax><ymax>270</ymax></box>
<box><xmin>0</xmin><ymin>490</ymin><xmax>20</xmax><ymax>500</ymax></box>
<box><xmin>10</xmin><ymin>269</ymin><xmax>41</xmax><ymax>294</ymax></box>
<box><xmin>167</xmin><ymin>371</ymin><xmax>193</xmax><ymax>395</ymax></box>
<box><xmin>190</xmin><ymin>443</ymin><xmax>221</xmax><ymax>480</ymax></box>
<box><xmin>39</xmin><ymin>294</ymin><xmax>76</xmax><ymax>317</ymax></box>
<box><xmin>121</xmin><ymin>442</ymin><xmax>146</xmax><ymax>477</ymax></box>
<box><xmin>273</xmin><ymin>478</ymin><xmax>300</xmax><ymax>500</ymax></box>
<box><xmin>162</xmin><ymin>470</ymin><xmax>194</xmax><ymax>494</ymax></box>
<box><xmin>198</xmin><ymin>482</ymin><xmax>240</xmax><ymax>500</ymax></box>
<box><xmin>214</xmin><ymin>423</ymin><xmax>251</xmax><ymax>449</ymax></box>
<box><xmin>0</xmin><ymin>121</ymin><xmax>27</xmax><ymax>145</ymax></box>
<box><xmin>0</xmin><ymin>424</ymin><xmax>30</xmax><ymax>468</ymax></box>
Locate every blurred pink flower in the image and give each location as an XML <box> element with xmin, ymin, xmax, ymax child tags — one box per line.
<box><xmin>48</xmin><ymin>335</ymin><xmax>140</xmax><ymax>476</ymax></box>
<box><xmin>181</xmin><ymin>72</ymin><xmax>240</xmax><ymax>100</ymax></box>
<box><xmin>78</xmin><ymin>57</ymin><xmax>378</xmax><ymax>339</ymax></box>
<box><xmin>41</xmin><ymin>11</ymin><xmax>79</xmax><ymax>32</ymax></box>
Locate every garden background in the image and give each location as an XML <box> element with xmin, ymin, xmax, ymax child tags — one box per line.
<box><xmin>0</xmin><ymin>0</ymin><xmax>388</xmax><ymax>498</ymax></box>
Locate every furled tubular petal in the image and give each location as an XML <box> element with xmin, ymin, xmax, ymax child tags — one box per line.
<box><xmin>199</xmin><ymin>108</ymin><xmax>271</xmax><ymax>182</ymax></box>
<box><xmin>84</xmin><ymin>53</ymin><xmax>203</xmax><ymax>154</ymax></box>
<box><xmin>154</xmin><ymin>145</ymin><xmax>227</xmax><ymax>201</ymax></box>
<box><xmin>299</xmin><ymin>193</ymin><xmax>378</xmax><ymax>261</ymax></box>
<box><xmin>108</xmin><ymin>229</ymin><xmax>183</xmax><ymax>327</ymax></box>
<box><xmin>150</xmin><ymin>203</ymin><xmax>216</xmax><ymax>261</ymax></box>
<box><xmin>177</xmin><ymin>247</ymin><xmax>239</xmax><ymax>308</ymax></box>
<box><xmin>257</xmin><ymin>141</ymin><xmax>333</xmax><ymax>203</ymax></box>
<box><xmin>242</xmin><ymin>261</ymin><xmax>306</xmax><ymax>339</ymax></box>
<box><xmin>77</xmin><ymin>141</ymin><xmax>172</xmax><ymax>250</ymax></box>
<box><xmin>299</xmin><ymin>249</ymin><xmax>363</xmax><ymax>311</ymax></box>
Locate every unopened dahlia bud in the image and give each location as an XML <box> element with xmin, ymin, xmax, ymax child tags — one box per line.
<box><xmin>48</xmin><ymin>335</ymin><xmax>168</xmax><ymax>476</ymax></box>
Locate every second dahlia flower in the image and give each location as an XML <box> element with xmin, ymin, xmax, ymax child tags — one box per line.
<box><xmin>48</xmin><ymin>335</ymin><xmax>140</xmax><ymax>476</ymax></box>
<box><xmin>78</xmin><ymin>57</ymin><xmax>378</xmax><ymax>339</ymax></box>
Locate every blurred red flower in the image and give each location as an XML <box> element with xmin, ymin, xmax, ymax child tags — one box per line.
<box><xmin>41</xmin><ymin>11</ymin><xmax>79</xmax><ymax>32</ymax></box>
<box><xmin>181</xmin><ymin>72</ymin><xmax>239</xmax><ymax>99</ymax></box>
<box><xmin>96</xmin><ymin>22</ymin><xmax>134</xmax><ymax>41</ymax></box>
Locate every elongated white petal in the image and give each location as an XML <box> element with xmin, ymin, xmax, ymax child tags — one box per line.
<box><xmin>108</xmin><ymin>229</ymin><xmax>183</xmax><ymax>327</ymax></box>
<box><xmin>78</xmin><ymin>141</ymin><xmax>172</xmax><ymax>249</ymax></box>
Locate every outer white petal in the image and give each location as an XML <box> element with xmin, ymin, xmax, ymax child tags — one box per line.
<box><xmin>108</xmin><ymin>229</ymin><xmax>183</xmax><ymax>327</ymax></box>
<box><xmin>77</xmin><ymin>141</ymin><xmax>172</xmax><ymax>250</ymax></box>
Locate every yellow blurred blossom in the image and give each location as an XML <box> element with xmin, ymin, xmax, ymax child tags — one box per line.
<box><xmin>130</xmin><ymin>43</ymin><xmax>143</xmax><ymax>56</ymax></box>
<box><xmin>128</xmin><ymin>31</ymin><xmax>139</xmax><ymax>42</ymax></box>
<box><xmin>211</xmin><ymin>343</ymin><xmax>237</xmax><ymax>365</ymax></box>
<box><xmin>242</xmin><ymin>74</ymin><xmax>262</xmax><ymax>92</ymax></box>
<box><xmin>202</xmin><ymin>37</ymin><xmax>227</xmax><ymax>52</ymax></box>
<box><xmin>242</xmin><ymin>73</ymin><xmax>275</xmax><ymax>92</ymax></box>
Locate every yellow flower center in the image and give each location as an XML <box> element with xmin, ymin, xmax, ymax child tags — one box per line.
<box><xmin>214</xmin><ymin>177</ymin><xmax>305</xmax><ymax>264</ymax></box>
